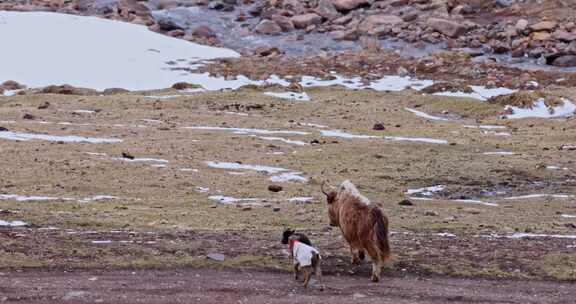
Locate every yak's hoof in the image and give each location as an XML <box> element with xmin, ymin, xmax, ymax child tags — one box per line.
<box><xmin>371</xmin><ymin>275</ymin><xmax>380</xmax><ymax>283</ymax></box>
<box><xmin>351</xmin><ymin>257</ymin><xmax>361</xmax><ymax>265</ymax></box>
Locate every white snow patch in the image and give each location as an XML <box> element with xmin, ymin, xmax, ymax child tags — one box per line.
<box><xmin>269</xmin><ymin>172</ymin><xmax>308</xmax><ymax>183</ymax></box>
<box><xmin>301</xmin><ymin>123</ymin><xmax>328</xmax><ymax>129</ymax></box>
<box><xmin>0</xmin><ymin>220</ymin><xmax>28</xmax><ymax>227</ymax></box>
<box><xmin>0</xmin><ymin>194</ymin><xmax>60</xmax><ymax>202</ymax></box>
<box><xmin>208</xmin><ymin>195</ymin><xmax>259</xmax><ymax>205</ymax></box>
<box><xmin>483</xmin><ymin>152</ymin><xmax>516</xmax><ymax>155</ymax></box>
<box><xmin>384</xmin><ymin>136</ymin><xmax>448</xmax><ymax>145</ymax></box>
<box><xmin>288</xmin><ymin>197</ymin><xmax>314</xmax><ymax>203</ymax></box>
<box><xmin>0</xmin><ymin>130</ymin><xmax>122</xmax><ymax>143</ymax></box>
<box><xmin>464</xmin><ymin>125</ymin><xmax>507</xmax><ymax>129</ymax></box>
<box><xmin>264</xmin><ymin>91</ymin><xmax>310</xmax><ymax>101</ymax></box>
<box><xmin>257</xmin><ymin>136</ymin><xmax>307</xmax><ymax>146</ymax></box>
<box><xmin>196</xmin><ymin>187</ymin><xmax>210</xmax><ymax>193</ymax></box>
<box><xmin>144</xmin><ymin>95</ymin><xmax>184</xmax><ymax>99</ymax></box>
<box><xmin>433</xmin><ymin>86</ymin><xmax>516</xmax><ymax>101</ymax></box>
<box><xmin>179</xmin><ymin>168</ymin><xmax>199</xmax><ymax>172</ymax></box>
<box><xmin>184</xmin><ymin>126</ymin><xmax>309</xmax><ymax>135</ymax></box>
<box><xmin>78</xmin><ymin>195</ymin><xmax>117</xmax><ymax>203</ymax></box>
<box><xmin>406</xmin><ymin>185</ymin><xmax>446</xmax><ymax>196</ymax></box>
<box><xmin>561</xmin><ymin>214</ymin><xmax>576</xmax><ymax>218</ymax></box>
<box><xmin>111</xmin><ymin>157</ymin><xmax>169</xmax><ymax>163</ymax></box>
<box><xmin>408</xmin><ymin>197</ymin><xmax>499</xmax><ymax>207</ymax></box>
<box><xmin>503</xmin><ymin>194</ymin><xmax>574</xmax><ymax>200</ymax></box>
<box><xmin>405</xmin><ymin>108</ymin><xmax>450</xmax><ymax>121</ymax></box>
<box><xmin>0</xmin><ymin>11</ymin><xmax>239</xmax><ymax>91</ymax></box>
<box><xmin>505</xmin><ymin>98</ymin><xmax>576</xmax><ymax>119</ymax></box>
<box><xmin>72</xmin><ymin>110</ymin><xmax>97</xmax><ymax>114</ymax></box>
<box><xmin>495</xmin><ymin>233</ymin><xmax>576</xmax><ymax>240</ymax></box>
<box><xmin>206</xmin><ymin>161</ymin><xmax>288</xmax><ymax>174</ymax></box>
<box><xmin>320</xmin><ymin>130</ymin><xmax>378</xmax><ymax>139</ymax></box>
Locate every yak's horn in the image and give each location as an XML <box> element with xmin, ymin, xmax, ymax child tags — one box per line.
<box><xmin>321</xmin><ymin>180</ymin><xmax>336</xmax><ymax>196</ymax></box>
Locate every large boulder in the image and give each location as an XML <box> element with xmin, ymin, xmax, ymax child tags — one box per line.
<box><xmin>254</xmin><ymin>19</ymin><xmax>283</xmax><ymax>35</ymax></box>
<box><xmin>529</xmin><ymin>21</ymin><xmax>557</xmax><ymax>32</ymax></box>
<box><xmin>291</xmin><ymin>13</ymin><xmax>323</xmax><ymax>29</ymax></box>
<box><xmin>426</xmin><ymin>18</ymin><xmax>468</xmax><ymax>38</ymax></box>
<box><xmin>552</xmin><ymin>55</ymin><xmax>576</xmax><ymax>67</ymax></box>
<box><xmin>330</xmin><ymin>0</ymin><xmax>369</xmax><ymax>11</ymax></box>
<box><xmin>358</xmin><ymin>15</ymin><xmax>403</xmax><ymax>35</ymax></box>
<box><xmin>315</xmin><ymin>0</ymin><xmax>341</xmax><ymax>21</ymax></box>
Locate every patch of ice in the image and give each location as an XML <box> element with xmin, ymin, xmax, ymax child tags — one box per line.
<box><xmin>368</xmin><ymin>76</ymin><xmax>433</xmax><ymax>91</ymax></box>
<box><xmin>78</xmin><ymin>195</ymin><xmax>117</xmax><ymax>203</ymax></box>
<box><xmin>483</xmin><ymin>152</ymin><xmax>516</xmax><ymax>155</ymax></box>
<box><xmin>91</xmin><ymin>240</ymin><xmax>113</xmax><ymax>244</ymax></box>
<box><xmin>0</xmin><ymin>11</ymin><xmax>239</xmax><ymax>91</ymax></box>
<box><xmin>184</xmin><ymin>126</ymin><xmax>309</xmax><ymax>135</ymax></box>
<box><xmin>482</xmin><ymin>131</ymin><xmax>511</xmax><ymax>136</ymax></box>
<box><xmin>228</xmin><ymin>172</ymin><xmax>248</xmax><ymax>175</ymax></box>
<box><xmin>196</xmin><ymin>187</ymin><xmax>210</xmax><ymax>193</ymax></box>
<box><xmin>500</xmin><ymin>233</ymin><xmax>576</xmax><ymax>240</ymax></box>
<box><xmin>288</xmin><ymin>197</ymin><xmax>314</xmax><ymax>203</ymax></box>
<box><xmin>434</xmin><ymin>86</ymin><xmax>516</xmax><ymax>101</ymax></box>
<box><xmin>72</xmin><ymin>110</ymin><xmax>97</xmax><ymax>114</ymax></box>
<box><xmin>151</xmin><ymin>164</ymin><xmax>167</xmax><ymax>168</ymax></box>
<box><xmin>257</xmin><ymin>136</ymin><xmax>308</xmax><ymax>146</ymax></box>
<box><xmin>301</xmin><ymin>123</ymin><xmax>328</xmax><ymax>129</ymax></box>
<box><xmin>263</xmin><ymin>91</ymin><xmax>310</xmax><ymax>101</ymax></box>
<box><xmin>224</xmin><ymin>111</ymin><xmax>250</xmax><ymax>116</ymax></box>
<box><xmin>451</xmin><ymin>199</ymin><xmax>500</xmax><ymax>207</ymax></box>
<box><xmin>464</xmin><ymin>125</ymin><xmax>507</xmax><ymax>129</ymax></box>
<box><xmin>0</xmin><ymin>220</ymin><xmax>28</xmax><ymax>227</ymax></box>
<box><xmin>2</xmin><ymin>90</ymin><xmax>21</xmax><ymax>97</ymax></box>
<box><xmin>270</xmin><ymin>172</ymin><xmax>308</xmax><ymax>183</ymax></box>
<box><xmin>405</xmin><ymin>108</ymin><xmax>450</xmax><ymax>121</ymax></box>
<box><xmin>111</xmin><ymin>157</ymin><xmax>169</xmax><ymax>163</ymax></box>
<box><xmin>85</xmin><ymin>152</ymin><xmax>108</xmax><ymax>156</ymax></box>
<box><xmin>0</xmin><ymin>130</ymin><xmax>122</xmax><ymax>143</ymax></box>
<box><xmin>206</xmin><ymin>161</ymin><xmax>288</xmax><ymax>174</ymax></box>
<box><xmin>179</xmin><ymin>168</ymin><xmax>199</xmax><ymax>172</ymax></box>
<box><xmin>503</xmin><ymin>194</ymin><xmax>574</xmax><ymax>200</ymax></box>
<box><xmin>561</xmin><ymin>214</ymin><xmax>576</xmax><ymax>218</ymax></box>
<box><xmin>436</xmin><ymin>233</ymin><xmax>457</xmax><ymax>238</ymax></box>
<box><xmin>406</xmin><ymin>185</ymin><xmax>446</xmax><ymax>196</ymax></box>
<box><xmin>320</xmin><ymin>130</ymin><xmax>378</xmax><ymax>139</ymax></box>
<box><xmin>0</xmin><ymin>194</ymin><xmax>60</xmax><ymax>202</ymax></box>
<box><xmin>384</xmin><ymin>136</ymin><xmax>448</xmax><ymax>145</ymax></box>
<box><xmin>504</xmin><ymin>98</ymin><xmax>576</xmax><ymax>119</ymax></box>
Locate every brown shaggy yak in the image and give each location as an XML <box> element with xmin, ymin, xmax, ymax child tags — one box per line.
<box><xmin>322</xmin><ymin>180</ymin><xmax>391</xmax><ymax>282</ymax></box>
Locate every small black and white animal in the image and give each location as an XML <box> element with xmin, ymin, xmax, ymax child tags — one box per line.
<box><xmin>282</xmin><ymin>229</ymin><xmax>322</xmax><ymax>288</ymax></box>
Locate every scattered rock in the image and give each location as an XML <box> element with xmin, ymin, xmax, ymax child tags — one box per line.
<box><xmin>398</xmin><ymin>199</ymin><xmax>413</xmax><ymax>206</ymax></box>
<box><xmin>352</xmin><ymin>293</ymin><xmax>367</xmax><ymax>298</ymax></box>
<box><xmin>102</xmin><ymin>88</ymin><xmax>130</xmax><ymax>95</ymax></box>
<box><xmin>241</xmin><ymin>206</ymin><xmax>252</xmax><ymax>211</ymax></box>
<box><xmin>552</xmin><ymin>55</ymin><xmax>576</xmax><ymax>67</ymax></box>
<box><xmin>331</xmin><ymin>0</ymin><xmax>369</xmax><ymax>11</ymax></box>
<box><xmin>254</xmin><ymin>20</ymin><xmax>282</xmax><ymax>35</ymax></box>
<box><xmin>206</xmin><ymin>253</ymin><xmax>226</xmax><ymax>261</ymax></box>
<box><xmin>268</xmin><ymin>185</ymin><xmax>283</xmax><ymax>192</ymax></box>
<box><xmin>0</xmin><ymin>127</ymin><xmax>9</xmax><ymax>132</ymax></box>
<box><xmin>515</xmin><ymin>19</ymin><xmax>528</xmax><ymax>32</ymax></box>
<box><xmin>425</xmin><ymin>210</ymin><xmax>439</xmax><ymax>216</ymax></box>
<box><xmin>41</xmin><ymin>85</ymin><xmax>98</xmax><ymax>95</ymax></box>
<box><xmin>530</xmin><ymin>21</ymin><xmax>557</xmax><ymax>32</ymax></box>
<box><xmin>372</xmin><ymin>122</ymin><xmax>385</xmax><ymax>130</ymax></box>
<box><xmin>63</xmin><ymin>291</ymin><xmax>87</xmax><ymax>301</ymax></box>
<box><xmin>22</xmin><ymin>113</ymin><xmax>35</xmax><ymax>120</ymax></box>
<box><xmin>273</xmin><ymin>207</ymin><xmax>281</xmax><ymax>212</ymax></box>
<box><xmin>463</xmin><ymin>208</ymin><xmax>482</xmax><ymax>215</ymax></box>
<box><xmin>426</xmin><ymin>18</ymin><xmax>469</xmax><ymax>38</ymax></box>
<box><xmin>192</xmin><ymin>25</ymin><xmax>216</xmax><ymax>39</ymax></box>
<box><xmin>172</xmin><ymin>82</ymin><xmax>200</xmax><ymax>90</ymax></box>
<box><xmin>254</xmin><ymin>46</ymin><xmax>282</xmax><ymax>57</ymax></box>
<box><xmin>121</xmin><ymin>152</ymin><xmax>135</xmax><ymax>159</ymax></box>
<box><xmin>291</xmin><ymin>14</ymin><xmax>322</xmax><ymax>30</ymax></box>
<box><xmin>559</xmin><ymin>144</ymin><xmax>576</xmax><ymax>151</ymax></box>
<box><xmin>359</xmin><ymin>15</ymin><xmax>403</xmax><ymax>35</ymax></box>
<box><xmin>315</xmin><ymin>0</ymin><xmax>341</xmax><ymax>21</ymax></box>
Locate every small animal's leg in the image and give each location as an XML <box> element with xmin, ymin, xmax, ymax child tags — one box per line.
<box><xmin>315</xmin><ymin>264</ymin><xmax>322</xmax><ymax>283</ymax></box>
<box><xmin>302</xmin><ymin>268</ymin><xmax>311</xmax><ymax>288</ymax></box>
<box><xmin>294</xmin><ymin>263</ymin><xmax>300</xmax><ymax>281</ymax></box>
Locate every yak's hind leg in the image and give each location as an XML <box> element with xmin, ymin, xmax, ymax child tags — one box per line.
<box><xmin>366</xmin><ymin>245</ymin><xmax>383</xmax><ymax>283</ymax></box>
<box><xmin>350</xmin><ymin>246</ymin><xmax>362</xmax><ymax>265</ymax></box>
<box><xmin>302</xmin><ymin>268</ymin><xmax>312</xmax><ymax>288</ymax></box>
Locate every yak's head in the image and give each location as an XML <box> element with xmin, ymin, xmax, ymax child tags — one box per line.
<box><xmin>282</xmin><ymin>228</ymin><xmax>295</xmax><ymax>244</ymax></box>
<box><xmin>322</xmin><ymin>181</ymin><xmax>339</xmax><ymax>227</ymax></box>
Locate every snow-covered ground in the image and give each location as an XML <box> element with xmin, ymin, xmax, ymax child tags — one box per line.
<box><xmin>0</xmin><ymin>11</ymin><xmax>239</xmax><ymax>91</ymax></box>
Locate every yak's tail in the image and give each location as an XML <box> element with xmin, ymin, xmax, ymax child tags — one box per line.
<box><xmin>371</xmin><ymin>207</ymin><xmax>391</xmax><ymax>262</ymax></box>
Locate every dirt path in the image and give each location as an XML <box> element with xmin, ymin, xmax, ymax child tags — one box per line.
<box><xmin>1</xmin><ymin>268</ymin><xmax>574</xmax><ymax>304</ymax></box>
